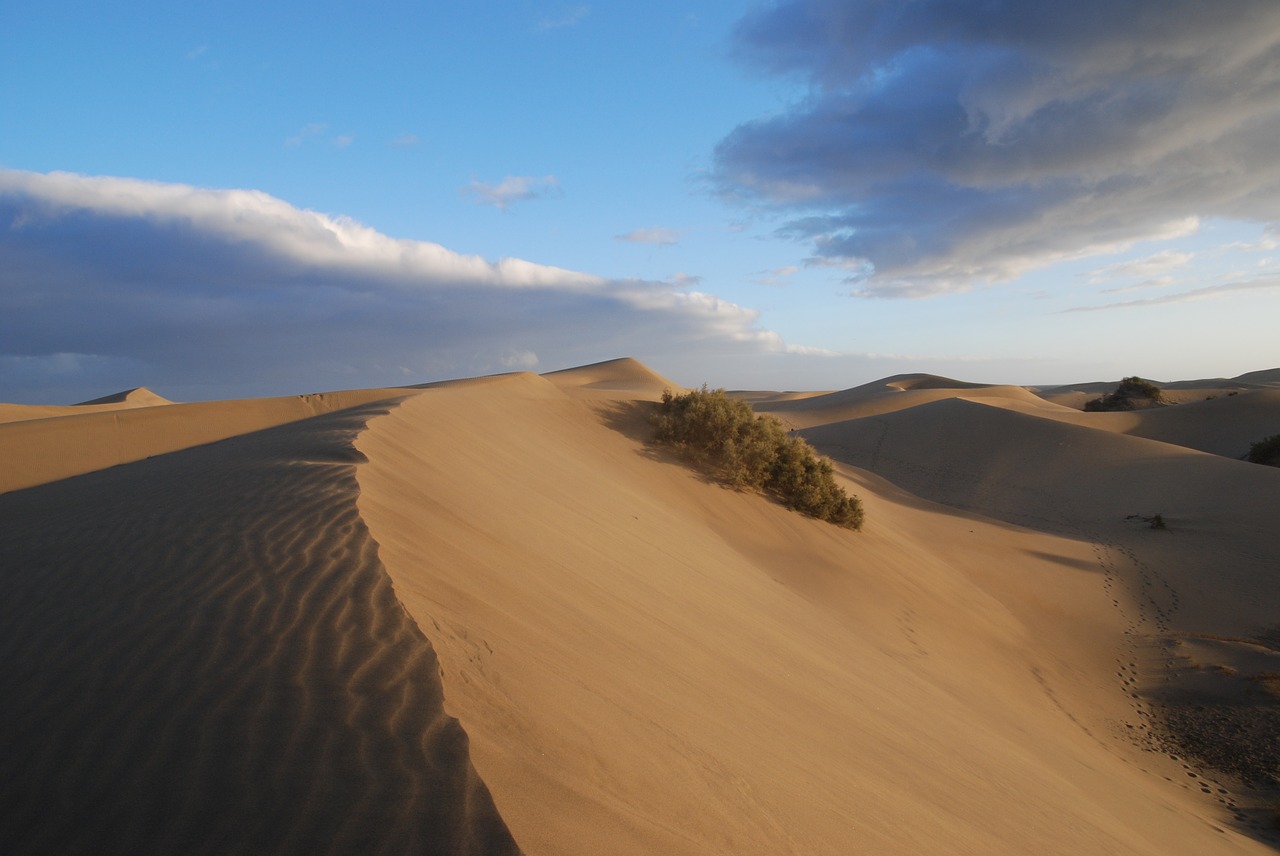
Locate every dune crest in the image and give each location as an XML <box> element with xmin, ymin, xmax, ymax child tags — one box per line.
<box><xmin>0</xmin><ymin>398</ymin><xmax>519</xmax><ymax>855</ymax></box>
<box><xmin>3</xmin><ymin>359</ymin><xmax>1276</xmax><ymax>853</ymax></box>
<box><xmin>355</xmin><ymin>369</ymin><xmax>1275</xmax><ymax>854</ymax></box>
<box><xmin>755</xmin><ymin>373</ymin><xmax>1063</xmax><ymax>428</ymax></box>
<box><xmin>75</xmin><ymin>386</ymin><xmax>174</xmax><ymax>407</ymax></box>
<box><xmin>0</xmin><ymin>387</ymin><xmax>410</xmax><ymax>494</ymax></box>
<box><xmin>542</xmin><ymin>356</ymin><xmax>679</xmax><ymax>398</ymax></box>
<box><xmin>0</xmin><ymin>386</ymin><xmax>174</xmax><ymax>425</ymax></box>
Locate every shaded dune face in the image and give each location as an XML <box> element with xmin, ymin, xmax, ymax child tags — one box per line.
<box><xmin>0</xmin><ymin>401</ymin><xmax>519</xmax><ymax>856</ymax></box>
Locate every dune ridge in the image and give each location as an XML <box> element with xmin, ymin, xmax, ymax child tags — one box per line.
<box><xmin>755</xmin><ymin>373</ymin><xmax>1066</xmax><ymax>428</ymax></box>
<box><xmin>542</xmin><ymin>356</ymin><xmax>679</xmax><ymax>397</ymax></box>
<box><xmin>355</xmin><ymin>360</ymin><xmax>1276</xmax><ymax>854</ymax></box>
<box><xmin>0</xmin><ymin>399</ymin><xmax>519</xmax><ymax>855</ymax></box>
<box><xmin>0</xmin><ymin>386</ymin><xmax>174</xmax><ymax>425</ymax></box>
<box><xmin>0</xmin><ymin>387</ymin><xmax>409</xmax><ymax>494</ymax></box>
<box><xmin>3</xmin><ymin>357</ymin><xmax>1277</xmax><ymax>854</ymax></box>
<box><xmin>75</xmin><ymin>386</ymin><xmax>175</xmax><ymax>407</ymax></box>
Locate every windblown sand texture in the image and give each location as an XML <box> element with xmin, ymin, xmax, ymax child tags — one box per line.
<box><xmin>0</xmin><ymin>396</ymin><xmax>518</xmax><ymax>855</ymax></box>
<box><xmin>2</xmin><ymin>358</ymin><xmax>1278</xmax><ymax>854</ymax></box>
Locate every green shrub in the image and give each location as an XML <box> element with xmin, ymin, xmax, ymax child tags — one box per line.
<box><xmin>652</xmin><ymin>386</ymin><xmax>864</xmax><ymax>530</ymax></box>
<box><xmin>1246</xmin><ymin>433</ymin><xmax>1280</xmax><ymax>467</ymax></box>
<box><xmin>1084</xmin><ymin>376</ymin><xmax>1167</xmax><ymax>412</ymax></box>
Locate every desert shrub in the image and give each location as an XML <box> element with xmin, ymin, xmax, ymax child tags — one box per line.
<box><xmin>1246</xmin><ymin>433</ymin><xmax>1280</xmax><ymax>467</ymax></box>
<box><xmin>1084</xmin><ymin>376</ymin><xmax>1167</xmax><ymax>411</ymax></box>
<box><xmin>652</xmin><ymin>386</ymin><xmax>863</xmax><ymax>530</ymax></box>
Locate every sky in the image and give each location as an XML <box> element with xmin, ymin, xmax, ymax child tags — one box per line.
<box><xmin>3</xmin><ymin>0</ymin><xmax>1280</xmax><ymax>403</ymax></box>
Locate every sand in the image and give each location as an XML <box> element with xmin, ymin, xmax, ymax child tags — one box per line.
<box><xmin>0</xmin><ymin>396</ymin><xmax>518</xmax><ymax>855</ymax></box>
<box><xmin>2</xmin><ymin>359</ymin><xmax>1277</xmax><ymax>854</ymax></box>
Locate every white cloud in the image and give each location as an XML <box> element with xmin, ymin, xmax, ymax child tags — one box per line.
<box><xmin>284</xmin><ymin>122</ymin><xmax>329</xmax><ymax>148</ymax></box>
<box><xmin>0</xmin><ymin>170</ymin><xmax>808</xmax><ymax>402</ymax></box>
<box><xmin>499</xmin><ymin>350</ymin><xmax>541</xmax><ymax>369</ymax></box>
<box><xmin>333</xmin><ymin>134</ymin><xmax>354</xmax><ymax>149</ymax></box>
<box><xmin>1087</xmin><ymin>250</ymin><xmax>1194</xmax><ymax>282</ymax></box>
<box><xmin>1064</xmin><ymin>274</ymin><xmax>1280</xmax><ymax>312</ymax></box>
<box><xmin>615</xmin><ymin>226</ymin><xmax>680</xmax><ymax>246</ymax></box>
<box><xmin>390</xmin><ymin>133</ymin><xmax>421</xmax><ymax>148</ymax></box>
<box><xmin>716</xmin><ymin>0</ymin><xmax>1280</xmax><ymax>297</ymax></box>
<box><xmin>538</xmin><ymin>5</ymin><xmax>590</xmax><ymax>31</ymax></box>
<box><xmin>753</xmin><ymin>265</ymin><xmax>799</xmax><ymax>287</ymax></box>
<box><xmin>464</xmin><ymin>175</ymin><xmax>560</xmax><ymax>211</ymax></box>
<box><xmin>1100</xmin><ymin>276</ymin><xmax>1176</xmax><ymax>295</ymax></box>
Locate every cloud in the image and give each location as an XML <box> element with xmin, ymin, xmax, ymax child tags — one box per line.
<box><xmin>715</xmin><ymin>0</ymin><xmax>1280</xmax><ymax>297</ymax></box>
<box><xmin>0</xmin><ymin>170</ymin><xmax>804</xmax><ymax>402</ymax></box>
<box><xmin>1087</xmin><ymin>250</ymin><xmax>1194</xmax><ymax>282</ymax></box>
<box><xmin>390</xmin><ymin>133</ymin><xmax>421</xmax><ymax>148</ymax></box>
<box><xmin>752</xmin><ymin>266</ymin><xmax>800</xmax><ymax>287</ymax></box>
<box><xmin>1064</xmin><ymin>274</ymin><xmax>1280</xmax><ymax>312</ymax></box>
<box><xmin>333</xmin><ymin>134</ymin><xmax>354</xmax><ymax>149</ymax></box>
<box><xmin>1100</xmin><ymin>276</ymin><xmax>1175</xmax><ymax>295</ymax></box>
<box><xmin>615</xmin><ymin>226</ymin><xmax>681</xmax><ymax>246</ymax></box>
<box><xmin>464</xmin><ymin>175</ymin><xmax>560</xmax><ymax>211</ymax></box>
<box><xmin>538</xmin><ymin>5</ymin><xmax>590</xmax><ymax>31</ymax></box>
<box><xmin>284</xmin><ymin>122</ymin><xmax>329</xmax><ymax>148</ymax></box>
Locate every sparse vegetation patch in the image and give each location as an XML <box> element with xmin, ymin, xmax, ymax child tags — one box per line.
<box><xmin>651</xmin><ymin>386</ymin><xmax>863</xmax><ymax>530</ymax></box>
<box><xmin>1085</xmin><ymin>376</ymin><xmax>1168</xmax><ymax>411</ymax></box>
<box><xmin>1246</xmin><ymin>434</ymin><xmax>1280</xmax><ymax>467</ymax></box>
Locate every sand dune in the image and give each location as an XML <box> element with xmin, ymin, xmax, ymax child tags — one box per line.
<box><xmin>0</xmin><ymin>386</ymin><xmax>173</xmax><ymax>425</ymax></box>
<box><xmin>1037</xmin><ymin>369</ymin><xmax>1279</xmax><ymax>409</ymax></box>
<box><xmin>0</xmin><ymin>399</ymin><xmax>518</xmax><ymax>855</ymax></box>
<box><xmin>75</xmin><ymin>386</ymin><xmax>175</xmax><ymax>407</ymax></box>
<box><xmin>2</xmin><ymin>357</ymin><xmax>1277</xmax><ymax>854</ymax></box>
<box><xmin>0</xmin><ymin>387</ymin><xmax>408</xmax><ymax>494</ymax></box>
<box><xmin>802</xmin><ymin>397</ymin><xmax>1278</xmax><ymax>628</ymax></box>
<box><xmin>1233</xmin><ymin>368</ymin><xmax>1280</xmax><ymax>387</ymax></box>
<box><xmin>1122</xmin><ymin>389</ymin><xmax>1280</xmax><ymax>458</ymax></box>
<box><xmin>867</xmin><ymin>379</ymin><xmax>1280</xmax><ymax>461</ymax></box>
<box><xmin>756</xmin><ymin>373</ymin><xmax>1068</xmax><ymax>428</ymax></box>
<box><xmin>543</xmin><ymin>355</ymin><xmax>680</xmax><ymax>397</ymax></box>
<box><xmin>355</xmin><ymin>360</ymin><xmax>1278</xmax><ymax>854</ymax></box>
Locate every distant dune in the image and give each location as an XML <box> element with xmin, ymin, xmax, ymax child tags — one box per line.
<box><xmin>74</xmin><ymin>386</ymin><xmax>175</xmax><ymax>407</ymax></box>
<box><xmin>2</xmin><ymin>359</ymin><xmax>1278</xmax><ymax>854</ymax></box>
<box><xmin>0</xmin><ymin>386</ymin><xmax>174</xmax><ymax>425</ymax></box>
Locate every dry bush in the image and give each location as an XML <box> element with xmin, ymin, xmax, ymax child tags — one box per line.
<box><xmin>1246</xmin><ymin>433</ymin><xmax>1280</xmax><ymax>467</ymax></box>
<box><xmin>652</xmin><ymin>386</ymin><xmax>863</xmax><ymax>530</ymax></box>
<box><xmin>1085</xmin><ymin>376</ymin><xmax>1167</xmax><ymax>411</ymax></box>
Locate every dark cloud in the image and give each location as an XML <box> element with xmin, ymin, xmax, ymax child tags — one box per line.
<box><xmin>0</xmin><ymin>171</ymin><xmax>789</xmax><ymax>402</ymax></box>
<box><xmin>715</xmin><ymin>0</ymin><xmax>1280</xmax><ymax>296</ymax></box>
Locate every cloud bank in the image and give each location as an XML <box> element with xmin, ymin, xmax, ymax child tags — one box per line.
<box><xmin>0</xmin><ymin>170</ymin><xmax>792</xmax><ymax>402</ymax></box>
<box><xmin>715</xmin><ymin>0</ymin><xmax>1280</xmax><ymax>297</ymax></box>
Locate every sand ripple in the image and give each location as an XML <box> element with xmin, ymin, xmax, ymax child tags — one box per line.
<box><xmin>0</xmin><ymin>400</ymin><xmax>519</xmax><ymax>855</ymax></box>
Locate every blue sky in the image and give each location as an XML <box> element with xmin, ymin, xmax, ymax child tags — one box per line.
<box><xmin>3</xmin><ymin>1</ymin><xmax>1280</xmax><ymax>402</ymax></box>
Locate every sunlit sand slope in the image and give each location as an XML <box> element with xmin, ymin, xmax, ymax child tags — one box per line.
<box><xmin>755</xmin><ymin>373</ymin><xmax>1065</xmax><ymax>428</ymax></box>
<box><xmin>802</xmin><ymin>397</ymin><xmax>1279</xmax><ymax>633</ymax></box>
<box><xmin>0</xmin><ymin>401</ymin><xmax>519</xmax><ymax>856</ymax></box>
<box><xmin>0</xmin><ymin>387</ymin><xmax>406</xmax><ymax>494</ymax></box>
<box><xmin>543</xmin><ymin>355</ymin><xmax>679</xmax><ymax>398</ymax></box>
<box><xmin>0</xmin><ymin>386</ymin><xmax>172</xmax><ymax>424</ymax></box>
<box><xmin>1120</xmin><ymin>389</ymin><xmax>1280</xmax><ymax>458</ymax></box>
<box><xmin>356</xmin><ymin>364</ymin><xmax>1273</xmax><ymax>855</ymax></box>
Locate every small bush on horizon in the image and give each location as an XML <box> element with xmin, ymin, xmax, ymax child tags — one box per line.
<box><xmin>1246</xmin><ymin>433</ymin><xmax>1280</xmax><ymax>467</ymax></box>
<box><xmin>1084</xmin><ymin>376</ymin><xmax>1167</xmax><ymax>412</ymax></box>
<box><xmin>651</xmin><ymin>386</ymin><xmax>864</xmax><ymax>530</ymax></box>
